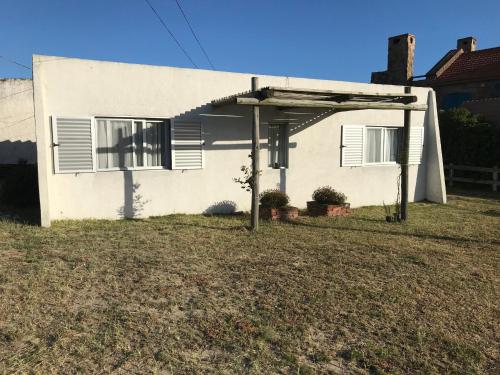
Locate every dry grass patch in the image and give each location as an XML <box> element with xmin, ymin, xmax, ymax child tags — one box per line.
<box><xmin>0</xmin><ymin>193</ymin><xmax>498</xmax><ymax>374</ymax></box>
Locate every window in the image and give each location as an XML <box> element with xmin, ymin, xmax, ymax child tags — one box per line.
<box><xmin>268</xmin><ymin>124</ymin><xmax>288</xmax><ymax>168</ymax></box>
<box><xmin>365</xmin><ymin>127</ymin><xmax>401</xmax><ymax>164</ymax></box>
<box><xmin>342</xmin><ymin>125</ymin><xmax>423</xmax><ymax>167</ymax></box>
<box><xmin>96</xmin><ymin>118</ymin><xmax>167</xmax><ymax>170</ymax></box>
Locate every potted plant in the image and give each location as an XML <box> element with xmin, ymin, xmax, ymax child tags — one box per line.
<box><xmin>259</xmin><ymin>190</ymin><xmax>299</xmax><ymax>220</ymax></box>
<box><xmin>307</xmin><ymin>186</ymin><xmax>350</xmax><ymax>217</ymax></box>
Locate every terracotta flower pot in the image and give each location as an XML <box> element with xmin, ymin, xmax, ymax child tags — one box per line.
<box><xmin>259</xmin><ymin>206</ymin><xmax>299</xmax><ymax>220</ymax></box>
<box><xmin>307</xmin><ymin>201</ymin><xmax>351</xmax><ymax>217</ymax></box>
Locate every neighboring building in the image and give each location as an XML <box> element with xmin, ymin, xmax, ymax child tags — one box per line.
<box><xmin>0</xmin><ymin>78</ymin><xmax>36</xmax><ymax>164</ymax></box>
<box><xmin>32</xmin><ymin>55</ymin><xmax>446</xmax><ymax>226</ymax></box>
<box><xmin>418</xmin><ymin>37</ymin><xmax>500</xmax><ymax>116</ymax></box>
<box><xmin>371</xmin><ymin>35</ymin><xmax>500</xmax><ymax>126</ymax></box>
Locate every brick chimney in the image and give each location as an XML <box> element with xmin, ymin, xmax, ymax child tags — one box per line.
<box><xmin>456</xmin><ymin>37</ymin><xmax>477</xmax><ymax>52</ymax></box>
<box><xmin>371</xmin><ymin>33</ymin><xmax>416</xmax><ymax>85</ymax></box>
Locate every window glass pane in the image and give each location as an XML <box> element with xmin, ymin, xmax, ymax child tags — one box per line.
<box><xmin>385</xmin><ymin>128</ymin><xmax>400</xmax><ymax>162</ymax></box>
<box><xmin>109</xmin><ymin>120</ymin><xmax>133</xmax><ymax>168</ymax></box>
<box><xmin>97</xmin><ymin>119</ymin><xmax>109</xmax><ymax>169</ymax></box>
<box><xmin>135</xmin><ymin>121</ymin><xmax>144</xmax><ymax>167</ymax></box>
<box><xmin>279</xmin><ymin>124</ymin><xmax>288</xmax><ymax>168</ymax></box>
<box><xmin>268</xmin><ymin>124</ymin><xmax>288</xmax><ymax>168</ymax></box>
<box><xmin>268</xmin><ymin>125</ymin><xmax>279</xmax><ymax>168</ymax></box>
<box><xmin>145</xmin><ymin>122</ymin><xmax>163</xmax><ymax>167</ymax></box>
<box><xmin>366</xmin><ymin>128</ymin><xmax>382</xmax><ymax>163</ymax></box>
<box><xmin>96</xmin><ymin>119</ymin><xmax>165</xmax><ymax>170</ymax></box>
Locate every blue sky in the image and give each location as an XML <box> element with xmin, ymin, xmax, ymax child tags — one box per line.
<box><xmin>1</xmin><ymin>0</ymin><xmax>499</xmax><ymax>82</ymax></box>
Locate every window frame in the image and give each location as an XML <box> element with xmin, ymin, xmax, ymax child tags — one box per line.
<box><xmin>95</xmin><ymin>117</ymin><xmax>168</xmax><ymax>172</ymax></box>
<box><xmin>364</xmin><ymin>126</ymin><xmax>401</xmax><ymax>166</ymax></box>
<box><xmin>268</xmin><ymin>123</ymin><xmax>289</xmax><ymax>169</ymax></box>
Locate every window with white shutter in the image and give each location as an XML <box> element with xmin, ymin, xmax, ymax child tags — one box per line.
<box><xmin>408</xmin><ymin>127</ymin><xmax>424</xmax><ymax>165</ymax></box>
<box><xmin>171</xmin><ymin>120</ymin><xmax>204</xmax><ymax>170</ymax></box>
<box><xmin>52</xmin><ymin>116</ymin><xmax>95</xmax><ymax>173</ymax></box>
<box><xmin>341</xmin><ymin>125</ymin><xmax>364</xmax><ymax>167</ymax></box>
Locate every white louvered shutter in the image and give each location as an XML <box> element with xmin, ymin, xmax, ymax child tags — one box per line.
<box><xmin>52</xmin><ymin>116</ymin><xmax>95</xmax><ymax>173</ymax></box>
<box><xmin>171</xmin><ymin>120</ymin><xmax>203</xmax><ymax>169</ymax></box>
<box><xmin>408</xmin><ymin>127</ymin><xmax>424</xmax><ymax>165</ymax></box>
<box><xmin>341</xmin><ymin>125</ymin><xmax>364</xmax><ymax>167</ymax></box>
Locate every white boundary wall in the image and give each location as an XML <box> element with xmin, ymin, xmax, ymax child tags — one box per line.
<box><xmin>0</xmin><ymin>79</ymin><xmax>36</xmax><ymax>164</ymax></box>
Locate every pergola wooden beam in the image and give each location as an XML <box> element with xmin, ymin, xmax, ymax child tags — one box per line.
<box><xmin>212</xmin><ymin>86</ymin><xmax>422</xmax><ymax>108</ymax></box>
<box><xmin>263</xmin><ymin>86</ymin><xmax>418</xmax><ymax>98</ymax></box>
<box><xmin>234</xmin><ymin>97</ymin><xmax>427</xmax><ymax>111</ymax></box>
<box><xmin>261</xmin><ymin>87</ymin><xmax>418</xmax><ymax>103</ymax></box>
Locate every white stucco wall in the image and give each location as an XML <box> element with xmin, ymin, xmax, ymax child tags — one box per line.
<box><xmin>33</xmin><ymin>55</ymin><xmax>446</xmax><ymax>226</ymax></box>
<box><xmin>0</xmin><ymin>78</ymin><xmax>36</xmax><ymax>164</ymax></box>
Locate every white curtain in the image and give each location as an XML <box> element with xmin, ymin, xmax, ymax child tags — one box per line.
<box><xmin>109</xmin><ymin>120</ymin><xmax>133</xmax><ymax>168</ymax></box>
<box><xmin>385</xmin><ymin>129</ymin><xmax>400</xmax><ymax>162</ymax></box>
<box><xmin>145</xmin><ymin>122</ymin><xmax>163</xmax><ymax>167</ymax></box>
<box><xmin>97</xmin><ymin>119</ymin><xmax>164</xmax><ymax>169</ymax></box>
<box><xmin>366</xmin><ymin>128</ymin><xmax>382</xmax><ymax>163</ymax></box>
<box><xmin>268</xmin><ymin>125</ymin><xmax>279</xmax><ymax>168</ymax></box>
<box><xmin>134</xmin><ymin>121</ymin><xmax>144</xmax><ymax>167</ymax></box>
<box><xmin>97</xmin><ymin>119</ymin><xmax>108</xmax><ymax>169</ymax></box>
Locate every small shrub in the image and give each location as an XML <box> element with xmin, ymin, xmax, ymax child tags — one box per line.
<box><xmin>312</xmin><ymin>186</ymin><xmax>346</xmax><ymax>205</ymax></box>
<box><xmin>259</xmin><ymin>189</ymin><xmax>289</xmax><ymax>208</ymax></box>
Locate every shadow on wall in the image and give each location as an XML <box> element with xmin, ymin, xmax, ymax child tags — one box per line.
<box><xmin>117</xmin><ymin>174</ymin><xmax>150</xmax><ymax>219</ymax></box>
<box><xmin>175</xmin><ymin>102</ymin><xmax>337</xmax><ymax>150</ymax></box>
<box><xmin>204</xmin><ymin>200</ymin><xmax>238</xmax><ymax>215</ymax></box>
<box><xmin>110</xmin><ymin>129</ymin><xmax>151</xmax><ymax>218</ymax></box>
<box><xmin>0</xmin><ymin>140</ymin><xmax>36</xmax><ymax>165</ymax></box>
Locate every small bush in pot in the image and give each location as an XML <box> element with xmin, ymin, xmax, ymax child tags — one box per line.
<box><xmin>308</xmin><ymin>186</ymin><xmax>350</xmax><ymax>217</ymax></box>
<box><xmin>259</xmin><ymin>190</ymin><xmax>298</xmax><ymax>220</ymax></box>
<box><xmin>312</xmin><ymin>186</ymin><xmax>346</xmax><ymax>205</ymax></box>
<box><xmin>259</xmin><ymin>189</ymin><xmax>289</xmax><ymax>208</ymax></box>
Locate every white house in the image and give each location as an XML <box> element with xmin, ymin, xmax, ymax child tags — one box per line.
<box><xmin>31</xmin><ymin>55</ymin><xmax>446</xmax><ymax>227</ymax></box>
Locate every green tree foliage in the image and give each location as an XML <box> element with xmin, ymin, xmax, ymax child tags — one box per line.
<box><xmin>439</xmin><ymin>108</ymin><xmax>500</xmax><ymax>167</ymax></box>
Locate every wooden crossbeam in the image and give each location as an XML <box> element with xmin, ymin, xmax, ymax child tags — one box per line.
<box><xmin>211</xmin><ymin>86</ymin><xmax>420</xmax><ymax>108</ymax></box>
<box><xmin>234</xmin><ymin>97</ymin><xmax>427</xmax><ymax>111</ymax></box>
<box><xmin>264</xmin><ymin>86</ymin><xmax>418</xmax><ymax>100</ymax></box>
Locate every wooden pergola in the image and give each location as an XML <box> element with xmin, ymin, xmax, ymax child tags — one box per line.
<box><xmin>212</xmin><ymin>78</ymin><xmax>428</xmax><ymax>230</ymax></box>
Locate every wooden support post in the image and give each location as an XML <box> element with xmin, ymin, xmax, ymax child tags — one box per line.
<box><xmin>493</xmin><ymin>165</ymin><xmax>498</xmax><ymax>192</ymax></box>
<box><xmin>400</xmin><ymin>86</ymin><xmax>411</xmax><ymax>221</ymax></box>
<box><xmin>251</xmin><ymin>77</ymin><xmax>260</xmax><ymax>231</ymax></box>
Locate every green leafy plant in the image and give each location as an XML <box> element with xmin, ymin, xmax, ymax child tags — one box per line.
<box><xmin>259</xmin><ymin>189</ymin><xmax>289</xmax><ymax>208</ymax></box>
<box><xmin>439</xmin><ymin>108</ymin><xmax>500</xmax><ymax>167</ymax></box>
<box><xmin>233</xmin><ymin>154</ymin><xmax>261</xmax><ymax>192</ymax></box>
<box><xmin>312</xmin><ymin>186</ymin><xmax>346</xmax><ymax>205</ymax></box>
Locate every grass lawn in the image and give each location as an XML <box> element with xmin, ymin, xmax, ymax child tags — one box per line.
<box><xmin>0</xmin><ymin>193</ymin><xmax>498</xmax><ymax>374</ymax></box>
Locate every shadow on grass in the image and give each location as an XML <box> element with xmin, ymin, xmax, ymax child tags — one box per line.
<box><xmin>166</xmin><ymin>212</ymin><xmax>500</xmax><ymax>247</ymax></box>
<box><xmin>448</xmin><ymin>187</ymin><xmax>500</xmax><ymax>201</ymax></box>
<box><xmin>482</xmin><ymin>209</ymin><xmax>500</xmax><ymax>217</ymax></box>
<box><xmin>280</xmin><ymin>218</ymin><xmax>500</xmax><ymax>246</ymax></box>
<box><xmin>172</xmin><ymin>221</ymin><xmax>251</xmax><ymax>232</ymax></box>
<box><xmin>0</xmin><ymin>205</ymin><xmax>39</xmax><ymax>226</ymax></box>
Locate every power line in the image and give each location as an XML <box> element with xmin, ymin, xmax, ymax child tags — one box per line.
<box><xmin>174</xmin><ymin>0</ymin><xmax>215</xmax><ymax>69</ymax></box>
<box><xmin>143</xmin><ymin>0</ymin><xmax>198</xmax><ymax>68</ymax></box>
<box><xmin>0</xmin><ymin>56</ymin><xmax>32</xmax><ymax>70</ymax></box>
<box><xmin>0</xmin><ymin>88</ymin><xmax>33</xmax><ymax>102</ymax></box>
<box><xmin>0</xmin><ymin>115</ymin><xmax>34</xmax><ymax>131</ymax></box>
